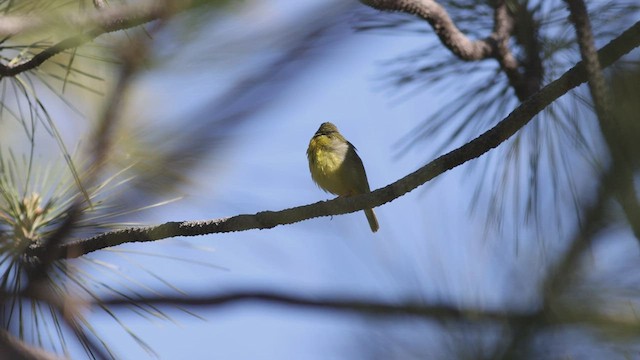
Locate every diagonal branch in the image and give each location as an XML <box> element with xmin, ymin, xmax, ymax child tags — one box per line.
<box><xmin>54</xmin><ymin>21</ymin><xmax>640</xmax><ymax>260</ymax></box>
<box><xmin>0</xmin><ymin>2</ymin><xmax>177</xmax><ymax>76</ymax></box>
<box><xmin>0</xmin><ymin>2</ymin><xmax>171</xmax><ymax>36</ymax></box>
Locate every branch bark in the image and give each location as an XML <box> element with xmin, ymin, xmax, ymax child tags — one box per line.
<box><xmin>0</xmin><ymin>1</ymin><xmax>177</xmax><ymax>76</ymax></box>
<box><xmin>360</xmin><ymin>0</ymin><xmax>543</xmax><ymax>100</ymax></box>
<box><xmin>512</xmin><ymin>1</ymin><xmax>544</xmax><ymax>98</ymax></box>
<box><xmin>55</xmin><ymin>21</ymin><xmax>640</xmax><ymax>260</ymax></box>
<box><xmin>491</xmin><ymin>1</ymin><xmax>525</xmax><ymax>98</ymax></box>
<box><xmin>100</xmin><ymin>289</ymin><xmax>532</xmax><ymax>322</ymax></box>
<box><xmin>360</xmin><ymin>0</ymin><xmax>494</xmax><ymax>60</ymax></box>
<box><xmin>97</xmin><ymin>289</ymin><xmax>640</xmax><ymax>337</ymax></box>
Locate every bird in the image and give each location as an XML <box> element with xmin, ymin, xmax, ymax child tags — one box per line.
<box><xmin>307</xmin><ymin>122</ymin><xmax>379</xmax><ymax>232</ymax></box>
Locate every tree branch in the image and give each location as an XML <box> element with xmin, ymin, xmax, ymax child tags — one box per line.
<box><xmin>512</xmin><ymin>1</ymin><xmax>544</xmax><ymax>99</ymax></box>
<box><xmin>98</xmin><ymin>289</ymin><xmax>640</xmax><ymax>337</ymax></box>
<box><xmin>99</xmin><ymin>289</ymin><xmax>531</xmax><ymax>323</ymax></box>
<box><xmin>360</xmin><ymin>0</ymin><xmax>543</xmax><ymax>100</ymax></box>
<box><xmin>53</xmin><ymin>21</ymin><xmax>640</xmax><ymax>259</ymax></box>
<box><xmin>491</xmin><ymin>0</ymin><xmax>525</xmax><ymax>98</ymax></box>
<box><xmin>0</xmin><ymin>1</ymin><xmax>176</xmax><ymax>76</ymax></box>
<box><xmin>360</xmin><ymin>0</ymin><xmax>494</xmax><ymax>60</ymax></box>
<box><xmin>565</xmin><ymin>0</ymin><xmax>611</xmax><ymax>121</ymax></box>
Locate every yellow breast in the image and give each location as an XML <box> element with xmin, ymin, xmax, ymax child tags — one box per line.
<box><xmin>307</xmin><ymin>135</ymin><xmax>351</xmax><ymax>195</ymax></box>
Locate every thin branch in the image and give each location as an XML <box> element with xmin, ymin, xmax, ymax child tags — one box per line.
<box><xmin>564</xmin><ymin>0</ymin><xmax>611</xmax><ymax>120</ymax></box>
<box><xmin>97</xmin><ymin>289</ymin><xmax>640</xmax><ymax>336</ymax></box>
<box><xmin>99</xmin><ymin>289</ymin><xmax>532</xmax><ymax>323</ymax></box>
<box><xmin>491</xmin><ymin>0</ymin><xmax>525</xmax><ymax>98</ymax></box>
<box><xmin>0</xmin><ymin>2</ymin><xmax>170</xmax><ymax>36</ymax></box>
<box><xmin>512</xmin><ymin>1</ymin><xmax>544</xmax><ymax>98</ymax></box>
<box><xmin>0</xmin><ymin>1</ymin><xmax>176</xmax><ymax>76</ymax></box>
<box><xmin>54</xmin><ymin>21</ymin><xmax>640</xmax><ymax>259</ymax></box>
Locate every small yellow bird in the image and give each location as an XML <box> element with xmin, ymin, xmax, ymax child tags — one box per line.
<box><xmin>307</xmin><ymin>122</ymin><xmax>379</xmax><ymax>232</ymax></box>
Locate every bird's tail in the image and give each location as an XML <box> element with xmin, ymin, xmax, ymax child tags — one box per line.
<box><xmin>364</xmin><ymin>208</ymin><xmax>379</xmax><ymax>233</ymax></box>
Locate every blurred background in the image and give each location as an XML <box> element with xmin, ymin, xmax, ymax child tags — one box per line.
<box><xmin>0</xmin><ymin>0</ymin><xmax>639</xmax><ymax>359</ymax></box>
